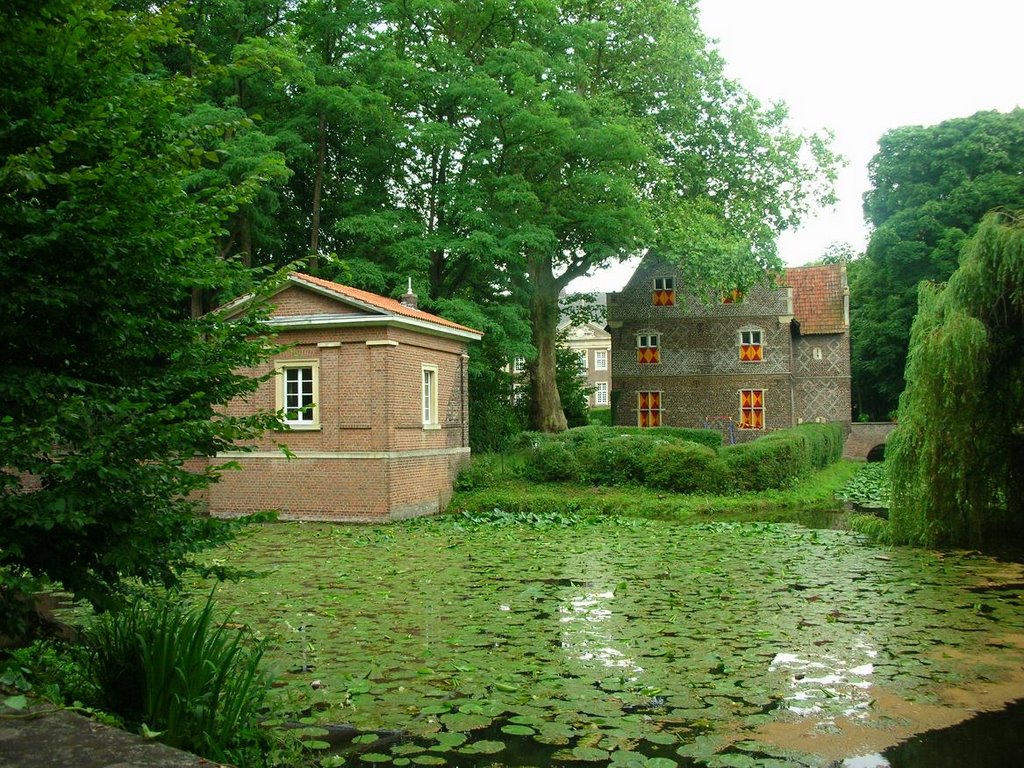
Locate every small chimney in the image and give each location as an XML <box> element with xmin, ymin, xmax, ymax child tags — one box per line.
<box><xmin>400</xmin><ymin>277</ymin><xmax>418</xmax><ymax>309</ymax></box>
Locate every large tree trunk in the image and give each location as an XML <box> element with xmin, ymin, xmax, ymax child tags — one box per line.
<box><xmin>528</xmin><ymin>255</ymin><xmax>567</xmax><ymax>433</ymax></box>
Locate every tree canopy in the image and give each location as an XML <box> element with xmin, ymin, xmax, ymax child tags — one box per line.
<box><xmin>851</xmin><ymin>109</ymin><xmax>1024</xmax><ymax>419</ymax></box>
<box><xmin>1</xmin><ymin>0</ymin><xmax>838</xmax><ymax>624</ymax></box>
<box><xmin>888</xmin><ymin>211</ymin><xmax>1024</xmax><ymax>547</ymax></box>
<box><xmin>161</xmin><ymin>0</ymin><xmax>837</xmax><ymax>434</ymax></box>
<box><xmin>0</xmin><ymin>0</ymin><xmax>283</xmax><ymax>624</ymax></box>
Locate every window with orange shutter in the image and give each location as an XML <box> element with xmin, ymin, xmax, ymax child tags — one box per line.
<box><xmin>739</xmin><ymin>389</ymin><xmax>764</xmax><ymax>429</ymax></box>
<box><xmin>652</xmin><ymin>277</ymin><xmax>675</xmax><ymax>306</ymax></box>
<box><xmin>739</xmin><ymin>329</ymin><xmax>763</xmax><ymax>362</ymax></box>
<box><xmin>637</xmin><ymin>333</ymin><xmax>660</xmax><ymax>364</ymax></box>
<box><xmin>638</xmin><ymin>391</ymin><xmax>663</xmax><ymax>428</ymax></box>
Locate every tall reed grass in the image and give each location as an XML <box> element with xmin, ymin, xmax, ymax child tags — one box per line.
<box><xmin>85</xmin><ymin>591</ymin><xmax>270</xmax><ymax>763</ymax></box>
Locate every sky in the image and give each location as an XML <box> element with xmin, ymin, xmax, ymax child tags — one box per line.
<box><xmin>568</xmin><ymin>0</ymin><xmax>1024</xmax><ymax>293</ymax></box>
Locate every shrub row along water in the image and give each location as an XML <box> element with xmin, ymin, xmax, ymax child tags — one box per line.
<box><xmin>519</xmin><ymin>424</ymin><xmax>843</xmax><ymax>493</ymax></box>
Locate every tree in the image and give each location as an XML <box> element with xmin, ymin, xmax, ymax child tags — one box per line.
<box><xmin>852</xmin><ymin>109</ymin><xmax>1024</xmax><ymax>419</ymax></box>
<box><xmin>0</xmin><ymin>0</ymin><xmax>282</xmax><ymax>626</ymax></box>
<box><xmin>332</xmin><ymin>0</ymin><xmax>836</xmax><ymax>432</ymax></box>
<box><xmin>887</xmin><ymin>211</ymin><xmax>1024</xmax><ymax>547</ymax></box>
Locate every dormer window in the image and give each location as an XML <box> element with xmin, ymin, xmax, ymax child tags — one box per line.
<box><xmin>739</xmin><ymin>329</ymin><xmax>763</xmax><ymax>362</ymax></box>
<box><xmin>637</xmin><ymin>333</ymin><xmax>660</xmax><ymax>364</ymax></box>
<box><xmin>653</xmin><ymin>277</ymin><xmax>675</xmax><ymax>306</ymax></box>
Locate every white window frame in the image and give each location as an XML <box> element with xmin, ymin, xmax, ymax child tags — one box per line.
<box><xmin>739</xmin><ymin>328</ymin><xmax>764</xmax><ymax>363</ymax></box>
<box><xmin>637</xmin><ymin>333</ymin><xmax>660</xmax><ymax>350</ymax></box>
<box><xmin>594</xmin><ymin>349</ymin><xmax>608</xmax><ymax>371</ymax></box>
<box><xmin>653</xmin><ymin>277</ymin><xmax>676</xmax><ymax>306</ymax></box>
<box><xmin>595</xmin><ymin>381</ymin><xmax>609</xmax><ymax>406</ymax></box>
<box><xmin>513</xmin><ymin>356</ymin><xmax>526</xmax><ymax>373</ymax></box>
<box><xmin>276</xmin><ymin>359</ymin><xmax>320</xmax><ymax>430</ymax></box>
<box><xmin>577</xmin><ymin>350</ymin><xmax>588</xmax><ymax>372</ymax></box>
<box><xmin>422</xmin><ymin>364</ymin><xmax>440</xmax><ymax>428</ymax></box>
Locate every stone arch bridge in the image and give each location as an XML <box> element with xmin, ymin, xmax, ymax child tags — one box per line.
<box><xmin>844</xmin><ymin>422</ymin><xmax>898</xmax><ymax>460</ymax></box>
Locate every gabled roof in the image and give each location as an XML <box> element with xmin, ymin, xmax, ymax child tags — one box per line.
<box><xmin>785</xmin><ymin>265</ymin><xmax>848</xmax><ymax>335</ymax></box>
<box><xmin>222</xmin><ymin>272</ymin><xmax>483</xmax><ymax>341</ymax></box>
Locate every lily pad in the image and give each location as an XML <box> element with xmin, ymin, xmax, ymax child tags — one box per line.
<box><xmin>458</xmin><ymin>739</ymin><xmax>506</xmax><ymax>755</ymax></box>
<box><xmin>500</xmin><ymin>723</ymin><xmax>536</xmax><ymax>736</ymax></box>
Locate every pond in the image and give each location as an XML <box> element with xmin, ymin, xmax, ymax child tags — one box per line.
<box><xmin>194</xmin><ymin>516</ymin><xmax>1024</xmax><ymax>767</ymax></box>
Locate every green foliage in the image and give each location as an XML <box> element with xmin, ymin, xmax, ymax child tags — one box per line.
<box><xmin>546</xmin><ymin>425</ymin><xmax>723</xmax><ymax>451</ymax></box>
<box><xmin>723</xmin><ymin>424</ymin><xmax>845</xmax><ymax>492</ymax></box>
<box><xmin>837</xmin><ymin>463</ymin><xmax>892</xmax><ymax>509</ymax></box>
<box><xmin>519</xmin><ymin>425</ymin><xmax>845</xmax><ymax>494</ymax></box>
<box><xmin>84</xmin><ymin>592</ymin><xmax>272</xmax><ymax>765</ymax></box>
<box><xmin>523</xmin><ymin>427</ymin><xmax>721</xmax><ymax>488</ymax></box>
<box><xmin>555</xmin><ymin>346</ymin><xmax>594</xmax><ymax>429</ymax></box>
<box><xmin>0</xmin><ymin>0</ymin><xmax>284</xmax><ymax>617</ymax></box>
<box><xmin>849</xmin><ymin>514</ymin><xmax>893</xmax><ymax>544</ymax></box>
<box><xmin>643</xmin><ymin>442</ymin><xmax>730</xmax><ymax>494</ymax></box>
<box><xmin>1</xmin><ymin>640</ymin><xmax>96</xmax><ymax>707</ymax></box>
<box><xmin>588</xmin><ymin>407</ymin><xmax>612</xmax><ymax>426</ymax></box>
<box><xmin>522</xmin><ymin>442</ymin><xmax>582</xmax><ymax>483</ymax></box>
<box><xmin>449</xmin><ymin>507</ymin><xmax>602</xmax><ymax>530</ymax></box>
<box><xmin>454</xmin><ymin>453</ymin><xmax>526</xmax><ymax>492</ymax></box>
<box><xmin>888</xmin><ymin>211</ymin><xmax>1024</xmax><ymax>547</ymax></box>
<box><xmin>575</xmin><ymin>435</ymin><xmax>660</xmax><ymax>486</ymax></box>
<box><xmin>852</xmin><ymin>109</ymin><xmax>1024</xmax><ymax>419</ymax></box>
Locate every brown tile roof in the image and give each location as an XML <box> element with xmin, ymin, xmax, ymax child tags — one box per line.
<box><xmin>289</xmin><ymin>273</ymin><xmax>482</xmax><ymax>337</ymax></box>
<box><xmin>785</xmin><ymin>265</ymin><xmax>848</xmax><ymax>335</ymax></box>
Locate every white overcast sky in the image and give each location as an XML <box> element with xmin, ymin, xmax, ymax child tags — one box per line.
<box><xmin>569</xmin><ymin>0</ymin><xmax>1024</xmax><ymax>292</ymax></box>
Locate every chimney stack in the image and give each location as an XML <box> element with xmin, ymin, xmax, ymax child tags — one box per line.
<box><xmin>400</xmin><ymin>277</ymin><xmax>418</xmax><ymax>309</ymax></box>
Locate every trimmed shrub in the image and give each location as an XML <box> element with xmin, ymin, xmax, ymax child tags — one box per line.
<box><xmin>576</xmin><ymin>434</ymin><xmax>660</xmax><ymax>485</ymax></box>
<box><xmin>724</xmin><ymin>434</ymin><xmax>805</xmax><ymax>491</ymax></box>
<box><xmin>723</xmin><ymin>423</ymin><xmax>845</xmax><ymax>491</ymax></box>
<box><xmin>523</xmin><ymin>441</ymin><xmax>581</xmax><ymax>482</ymax></box>
<box><xmin>554</xmin><ymin>425</ymin><xmax>722</xmax><ymax>450</ymax></box>
<box><xmin>643</xmin><ymin>441</ymin><xmax>730</xmax><ymax>494</ymax></box>
<box><xmin>795</xmin><ymin>423</ymin><xmax>845</xmax><ymax>468</ymax></box>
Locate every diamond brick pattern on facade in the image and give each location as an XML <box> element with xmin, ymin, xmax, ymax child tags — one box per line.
<box><xmin>608</xmin><ymin>254</ymin><xmax>851</xmax><ymax>436</ymax></box>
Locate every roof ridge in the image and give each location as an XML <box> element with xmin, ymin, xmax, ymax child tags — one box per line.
<box><xmin>289</xmin><ymin>272</ymin><xmax>482</xmax><ymax>336</ymax></box>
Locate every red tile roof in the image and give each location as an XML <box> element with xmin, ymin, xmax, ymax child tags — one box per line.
<box><xmin>785</xmin><ymin>265</ymin><xmax>848</xmax><ymax>335</ymax></box>
<box><xmin>289</xmin><ymin>273</ymin><xmax>482</xmax><ymax>337</ymax></box>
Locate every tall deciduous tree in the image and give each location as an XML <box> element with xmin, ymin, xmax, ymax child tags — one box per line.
<box><xmin>888</xmin><ymin>211</ymin><xmax>1024</xmax><ymax>547</ymax></box>
<box><xmin>852</xmin><ymin>109</ymin><xmax>1024</xmax><ymax>419</ymax></box>
<box><xmin>337</xmin><ymin>0</ymin><xmax>836</xmax><ymax>431</ymax></box>
<box><xmin>0</xmin><ymin>0</ymin><xmax>281</xmax><ymax>622</ymax></box>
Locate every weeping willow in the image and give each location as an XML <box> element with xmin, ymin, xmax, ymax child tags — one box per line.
<box><xmin>888</xmin><ymin>210</ymin><xmax>1024</xmax><ymax>546</ymax></box>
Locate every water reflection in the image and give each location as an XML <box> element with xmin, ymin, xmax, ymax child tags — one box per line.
<box><xmin>769</xmin><ymin>635</ymin><xmax>879</xmax><ymax>720</ymax></box>
<box><xmin>558</xmin><ymin>588</ymin><xmax>645</xmax><ymax>677</ymax></box>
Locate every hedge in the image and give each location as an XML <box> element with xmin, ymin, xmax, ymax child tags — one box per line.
<box><xmin>643</xmin><ymin>441</ymin><xmax>730</xmax><ymax>494</ymax></box>
<box><xmin>521</xmin><ymin>425</ymin><xmax>722</xmax><ymax>450</ymax></box>
<box><xmin>723</xmin><ymin>423</ymin><xmax>844</xmax><ymax>491</ymax></box>
<box><xmin>519</xmin><ymin>422</ymin><xmax>844</xmax><ymax>494</ymax></box>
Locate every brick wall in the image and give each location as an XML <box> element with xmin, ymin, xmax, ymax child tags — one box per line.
<box><xmin>198</xmin><ymin>285</ymin><xmax>475</xmax><ymax>521</ymax></box>
<box><xmin>613</xmin><ymin>373</ymin><xmax>794</xmax><ymax>441</ymax></box>
<box><xmin>608</xmin><ymin>254</ymin><xmax>851</xmax><ymax>437</ymax></box>
<box><xmin>202</xmin><ymin>449</ymin><xmax>469</xmax><ymax>522</ymax></box>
